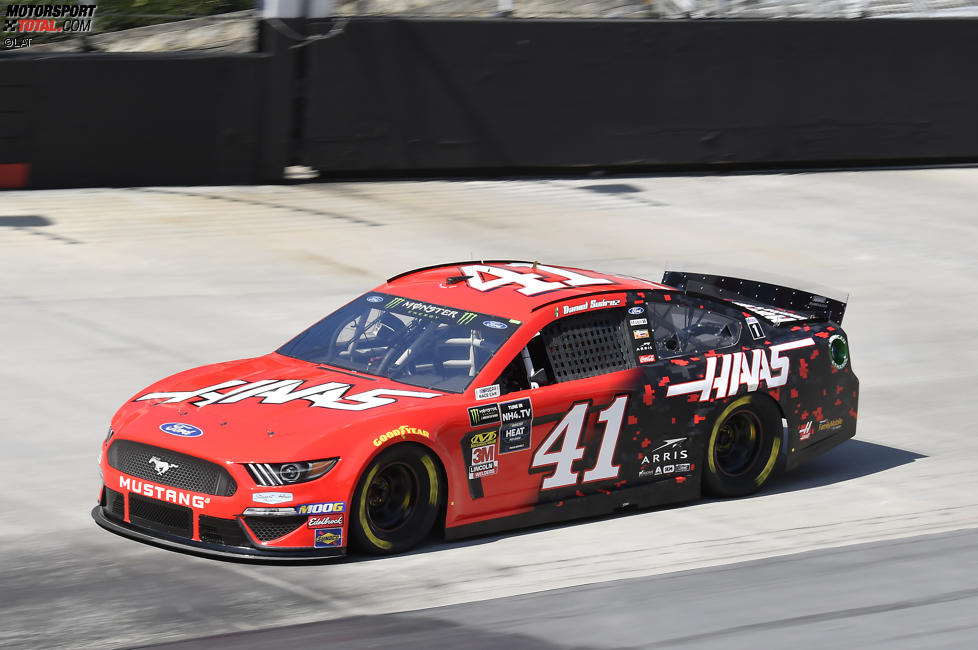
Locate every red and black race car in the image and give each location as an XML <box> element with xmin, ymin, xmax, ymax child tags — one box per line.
<box><xmin>93</xmin><ymin>261</ymin><xmax>858</xmax><ymax>559</ymax></box>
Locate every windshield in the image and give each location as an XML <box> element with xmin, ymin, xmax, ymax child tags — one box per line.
<box><xmin>277</xmin><ymin>293</ymin><xmax>521</xmax><ymax>393</ymax></box>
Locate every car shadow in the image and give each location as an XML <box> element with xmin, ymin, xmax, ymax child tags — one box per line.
<box><xmin>218</xmin><ymin>439</ymin><xmax>925</xmax><ymax>565</ymax></box>
<box><xmin>763</xmin><ymin>438</ymin><xmax>926</xmax><ymax>496</ymax></box>
<box><xmin>393</xmin><ymin>439</ymin><xmax>926</xmax><ymax>560</ymax></box>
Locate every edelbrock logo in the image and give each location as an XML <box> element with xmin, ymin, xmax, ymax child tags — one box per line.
<box><xmin>159</xmin><ymin>422</ymin><xmax>202</xmax><ymax>437</ymax></box>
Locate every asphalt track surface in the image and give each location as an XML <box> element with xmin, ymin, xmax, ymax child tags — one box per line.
<box><xmin>2</xmin><ymin>168</ymin><xmax>977</xmax><ymax>649</ymax></box>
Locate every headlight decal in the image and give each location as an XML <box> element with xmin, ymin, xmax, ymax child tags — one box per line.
<box><xmin>245</xmin><ymin>459</ymin><xmax>338</xmax><ymax>486</ymax></box>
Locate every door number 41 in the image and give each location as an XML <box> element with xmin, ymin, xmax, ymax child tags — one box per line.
<box><xmin>530</xmin><ymin>396</ymin><xmax>628</xmax><ymax>490</ymax></box>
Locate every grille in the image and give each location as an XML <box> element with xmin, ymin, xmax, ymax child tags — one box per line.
<box><xmin>243</xmin><ymin>516</ymin><xmax>308</xmax><ymax>542</ymax></box>
<box><xmin>102</xmin><ymin>486</ymin><xmax>125</xmax><ymax>520</ymax></box>
<box><xmin>545</xmin><ymin>310</ymin><xmax>635</xmax><ymax>382</ymax></box>
<box><xmin>107</xmin><ymin>439</ymin><xmax>236</xmax><ymax>496</ymax></box>
<box><xmin>199</xmin><ymin>515</ymin><xmax>251</xmax><ymax>548</ymax></box>
<box><xmin>128</xmin><ymin>493</ymin><xmax>193</xmax><ymax>538</ymax></box>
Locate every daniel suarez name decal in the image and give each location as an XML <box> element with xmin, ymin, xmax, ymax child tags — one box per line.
<box><xmin>136</xmin><ymin>379</ymin><xmax>441</xmax><ymax>411</ymax></box>
<box><xmin>667</xmin><ymin>339</ymin><xmax>815</xmax><ymax>402</ymax></box>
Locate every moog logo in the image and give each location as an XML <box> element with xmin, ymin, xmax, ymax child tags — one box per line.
<box><xmin>297</xmin><ymin>501</ymin><xmax>345</xmax><ymax>515</ymax></box>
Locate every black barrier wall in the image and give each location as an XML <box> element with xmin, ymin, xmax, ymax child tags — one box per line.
<box><xmin>3</xmin><ymin>18</ymin><xmax>978</xmax><ymax>188</ymax></box>
<box><xmin>0</xmin><ymin>53</ymin><xmax>288</xmax><ymax>188</ymax></box>
<box><xmin>299</xmin><ymin>18</ymin><xmax>978</xmax><ymax>173</ymax></box>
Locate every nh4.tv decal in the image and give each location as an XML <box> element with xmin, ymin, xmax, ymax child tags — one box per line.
<box><xmin>499</xmin><ymin>398</ymin><xmax>533</xmax><ymax>454</ymax></box>
<box><xmin>136</xmin><ymin>379</ymin><xmax>440</xmax><ymax>411</ymax></box>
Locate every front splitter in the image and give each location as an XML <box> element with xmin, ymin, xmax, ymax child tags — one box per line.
<box><xmin>91</xmin><ymin>506</ymin><xmax>346</xmax><ymax>563</ymax></box>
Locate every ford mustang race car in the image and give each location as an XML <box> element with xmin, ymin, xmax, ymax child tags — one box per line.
<box><xmin>93</xmin><ymin>261</ymin><xmax>858</xmax><ymax>560</ymax></box>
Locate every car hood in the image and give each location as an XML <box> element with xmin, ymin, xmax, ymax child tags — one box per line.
<box><xmin>110</xmin><ymin>353</ymin><xmax>447</xmax><ymax>461</ymax></box>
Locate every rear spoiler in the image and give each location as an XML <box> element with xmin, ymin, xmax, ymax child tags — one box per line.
<box><xmin>661</xmin><ymin>269</ymin><xmax>848</xmax><ymax>325</ymax></box>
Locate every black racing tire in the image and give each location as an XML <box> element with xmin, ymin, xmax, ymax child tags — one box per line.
<box><xmin>350</xmin><ymin>444</ymin><xmax>443</xmax><ymax>555</ymax></box>
<box><xmin>703</xmin><ymin>395</ymin><xmax>783</xmax><ymax>498</ymax></box>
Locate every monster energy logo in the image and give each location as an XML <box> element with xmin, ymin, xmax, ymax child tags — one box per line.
<box><xmin>458</xmin><ymin>312</ymin><xmax>477</xmax><ymax>325</ymax></box>
<box><xmin>386</xmin><ymin>297</ymin><xmax>405</xmax><ymax>308</ymax></box>
<box><xmin>468</xmin><ymin>403</ymin><xmax>501</xmax><ymax>427</ymax></box>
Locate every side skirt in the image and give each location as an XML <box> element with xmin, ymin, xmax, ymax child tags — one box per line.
<box><xmin>445</xmin><ymin>478</ymin><xmax>699</xmax><ymax>541</ymax></box>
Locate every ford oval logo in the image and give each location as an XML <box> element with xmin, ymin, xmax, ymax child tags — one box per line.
<box><xmin>483</xmin><ymin>320</ymin><xmax>507</xmax><ymax>330</ymax></box>
<box><xmin>160</xmin><ymin>422</ymin><xmax>203</xmax><ymax>438</ymax></box>
<box><xmin>366</xmin><ymin>296</ymin><xmax>384</xmax><ymax>303</ymax></box>
<box><xmin>628</xmin><ymin>306</ymin><xmax>644</xmax><ymax>315</ymax></box>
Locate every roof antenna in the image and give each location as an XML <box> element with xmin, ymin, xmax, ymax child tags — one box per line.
<box><xmin>532</xmin><ymin>260</ymin><xmax>539</xmax><ymax>271</ymax></box>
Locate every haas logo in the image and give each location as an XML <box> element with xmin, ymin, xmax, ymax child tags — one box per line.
<box><xmin>149</xmin><ymin>456</ymin><xmax>179</xmax><ymax>476</ymax></box>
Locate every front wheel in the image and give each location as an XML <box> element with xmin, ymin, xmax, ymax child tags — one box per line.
<box><xmin>703</xmin><ymin>395</ymin><xmax>783</xmax><ymax>498</ymax></box>
<box><xmin>350</xmin><ymin>444</ymin><xmax>443</xmax><ymax>555</ymax></box>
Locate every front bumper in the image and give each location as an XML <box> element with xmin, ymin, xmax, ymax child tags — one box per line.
<box><xmin>91</xmin><ymin>505</ymin><xmax>346</xmax><ymax>562</ymax></box>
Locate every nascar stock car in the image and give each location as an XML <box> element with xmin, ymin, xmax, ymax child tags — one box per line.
<box><xmin>93</xmin><ymin>261</ymin><xmax>858</xmax><ymax>559</ymax></box>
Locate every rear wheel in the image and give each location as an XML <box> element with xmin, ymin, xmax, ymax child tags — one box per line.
<box><xmin>351</xmin><ymin>444</ymin><xmax>442</xmax><ymax>555</ymax></box>
<box><xmin>703</xmin><ymin>395</ymin><xmax>782</xmax><ymax>498</ymax></box>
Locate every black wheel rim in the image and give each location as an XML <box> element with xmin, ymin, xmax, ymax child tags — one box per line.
<box><xmin>365</xmin><ymin>462</ymin><xmax>418</xmax><ymax>532</ymax></box>
<box><xmin>714</xmin><ymin>410</ymin><xmax>763</xmax><ymax>476</ymax></box>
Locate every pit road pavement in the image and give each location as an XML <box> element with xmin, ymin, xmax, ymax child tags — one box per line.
<box><xmin>1</xmin><ymin>168</ymin><xmax>976</xmax><ymax>648</ymax></box>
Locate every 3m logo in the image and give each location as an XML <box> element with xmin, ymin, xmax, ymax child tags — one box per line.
<box><xmin>468</xmin><ymin>429</ymin><xmax>499</xmax><ymax>478</ymax></box>
<box><xmin>666</xmin><ymin>339</ymin><xmax>815</xmax><ymax>402</ymax></box>
<box><xmin>471</xmin><ymin>443</ymin><xmax>496</xmax><ymax>466</ymax></box>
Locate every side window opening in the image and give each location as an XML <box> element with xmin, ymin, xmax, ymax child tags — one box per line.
<box><xmin>495</xmin><ymin>308</ymin><xmax>634</xmax><ymax>394</ymax></box>
<box><xmin>544</xmin><ymin>309</ymin><xmax>635</xmax><ymax>382</ymax></box>
<box><xmin>496</xmin><ymin>333</ymin><xmax>553</xmax><ymax>394</ymax></box>
<box><xmin>648</xmin><ymin>299</ymin><xmax>742</xmax><ymax>358</ymax></box>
